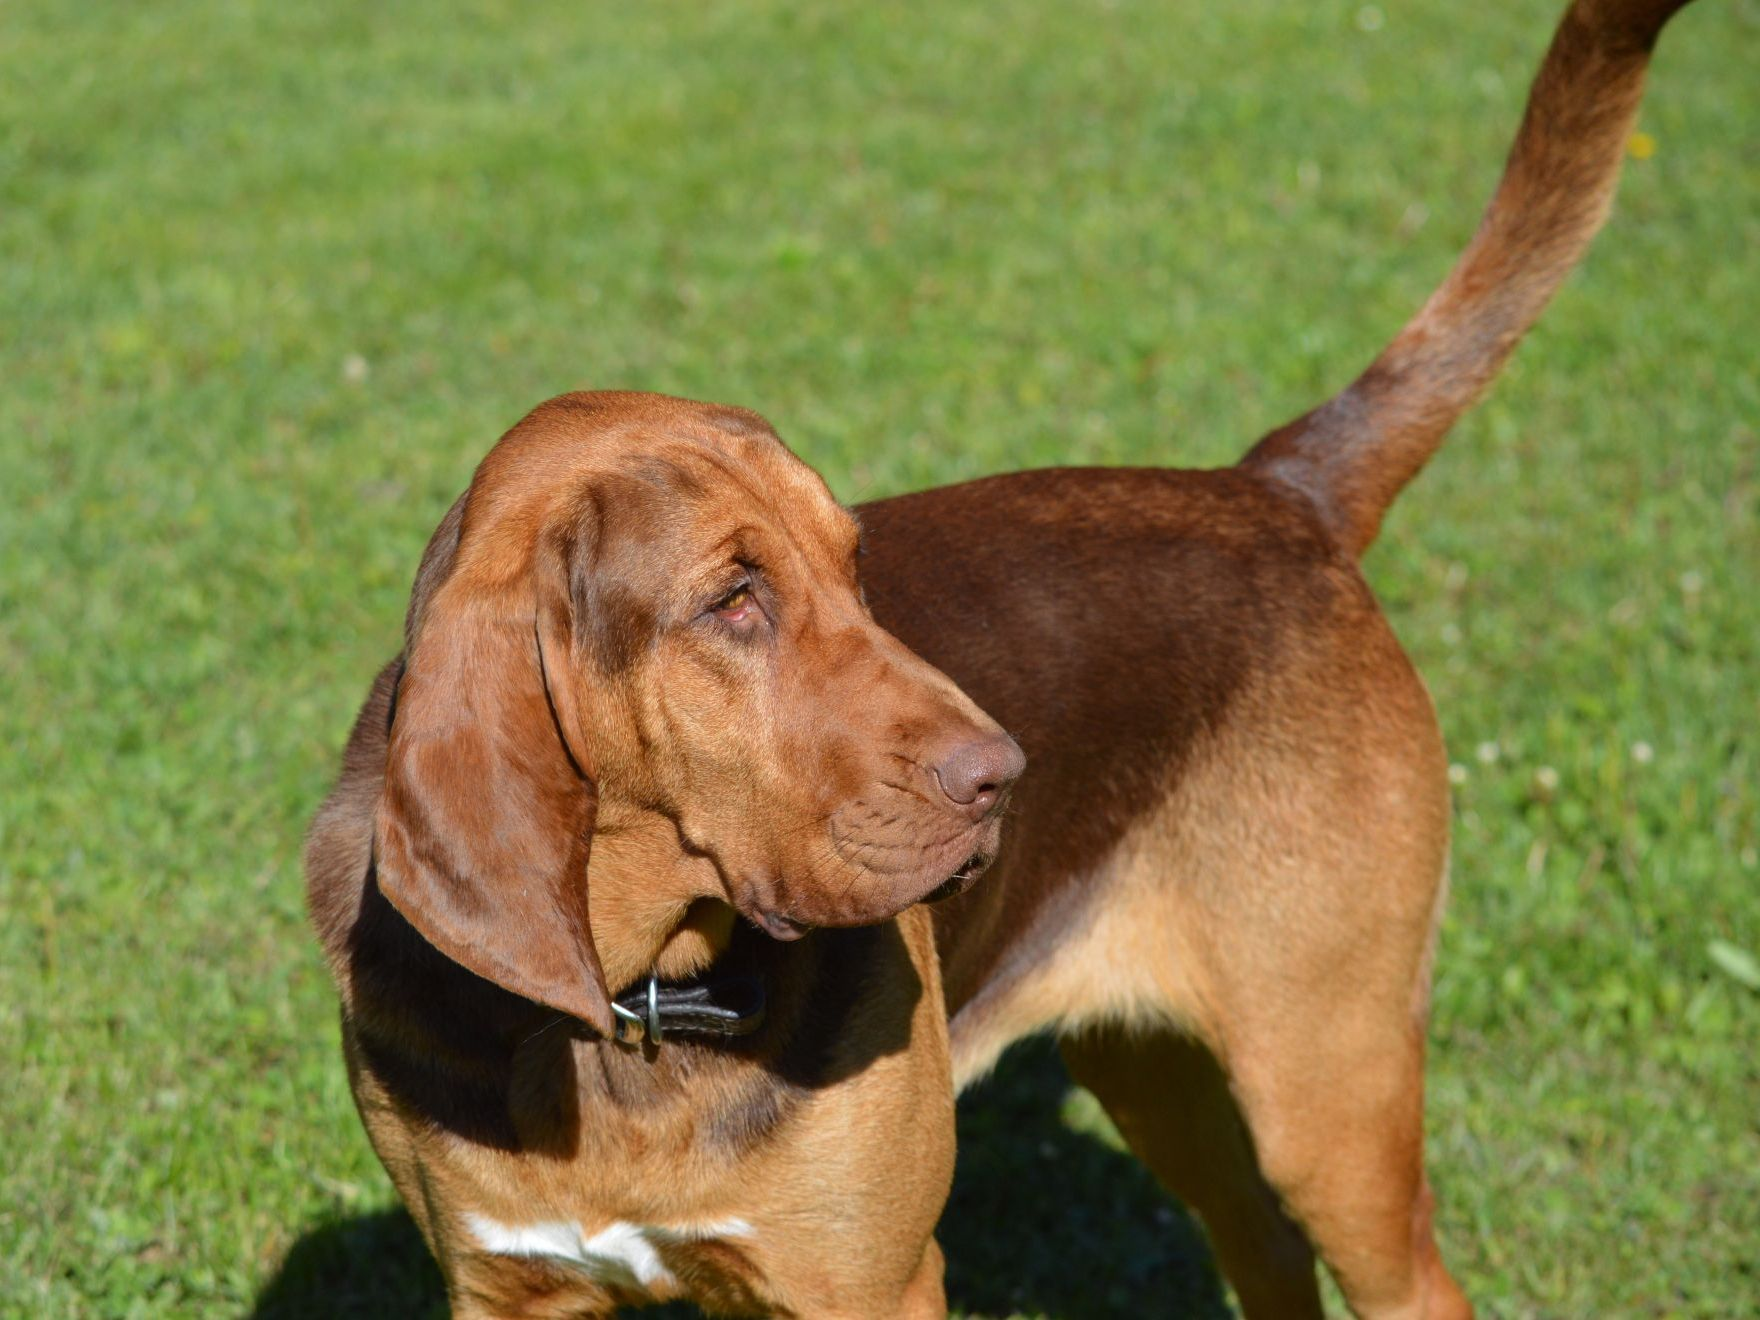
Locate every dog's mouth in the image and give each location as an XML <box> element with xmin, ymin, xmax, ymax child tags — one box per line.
<box><xmin>743</xmin><ymin>849</ymin><xmax>997</xmax><ymax>940</ymax></box>
<box><xmin>923</xmin><ymin>851</ymin><xmax>994</xmax><ymax>904</ymax></box>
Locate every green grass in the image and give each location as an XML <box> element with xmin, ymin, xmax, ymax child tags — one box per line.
<box><xmin>4</xmin><ymin>0</ymin><xmax>1756</xmax><ymax>1314</ymax></box>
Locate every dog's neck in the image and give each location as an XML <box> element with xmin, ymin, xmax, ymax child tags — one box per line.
<box><xmin>348</xmin><ymin>825</ymin><xmax>918</xmax><ymax>1159</ymax></box>
<box><xmin>585</xmin><ymin>804</ymin><xmax>739</xmax><ymax>994</ymax></box>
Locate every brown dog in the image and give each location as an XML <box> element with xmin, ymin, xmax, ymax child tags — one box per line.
<box><xmin>305</xmin><ymin>1</ymin><xmax>1696</xmax><ymax>1315</ymax></box>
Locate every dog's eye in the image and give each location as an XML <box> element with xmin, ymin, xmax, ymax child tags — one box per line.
<box><xmin>710</xmin><ymin>583</ymin><xmax>756</xmax><ymax>623</ymax></box>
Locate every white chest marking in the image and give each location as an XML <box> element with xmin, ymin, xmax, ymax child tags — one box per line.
<box><xmin>465</xmin><ymin>1213</ymin><xmax>753</xmax><ymax>1290</ymax></box>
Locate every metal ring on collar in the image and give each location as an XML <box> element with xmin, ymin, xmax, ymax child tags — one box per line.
<box><xmin>610</xmin><ymin>998</ymin><xmax>646</xmax><ymax>1045</ymax></box>
<box><xmin>609</xmin><ymin>974</ymin><xmax>665</xmax><ymax>1047</ymax></box>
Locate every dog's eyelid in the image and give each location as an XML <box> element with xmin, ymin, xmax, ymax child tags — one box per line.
<box><xmin>708</xmin><ymin>578</ymin><xmax>753</xmax><ymax>611</ymax></box>
<box><xmin>701</xmin><ymin>565</ymin><xmax>779</xmax><ymax>627</ymax></box>
<box><xmin>699</xmin><ymin>557</ymin><xmax>756</xmax><ymax>601</ymax></box>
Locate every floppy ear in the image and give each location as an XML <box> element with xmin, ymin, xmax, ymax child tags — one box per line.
<box><xmin>373</xmin><ymin>521</ymin><xmax>615</xmax><ymax>1035</ymax></box>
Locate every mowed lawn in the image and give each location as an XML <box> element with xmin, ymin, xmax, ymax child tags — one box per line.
<box><xmin>4</xmin><ymin>0</ymin><xmax>1756</xmax><ymax>1314</ymax></box>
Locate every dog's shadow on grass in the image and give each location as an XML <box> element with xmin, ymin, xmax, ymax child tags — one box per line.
<box><xmin>251</xmin><ymin>1039</ymin><xmax>1230</xmax><ymax>1319</ymax></box>
<box><xmin>250</xmin><ymin>1204</ymin><xmax>447</xmax><ymax>1320</ymax></box>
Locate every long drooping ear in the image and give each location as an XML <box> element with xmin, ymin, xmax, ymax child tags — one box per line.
<box><xmin>373</xmin><ymin>513</ymin><xmax>614</xmax><ymax>1035</ymax></box>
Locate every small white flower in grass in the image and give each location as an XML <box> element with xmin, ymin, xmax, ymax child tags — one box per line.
<box><xmin>1527</xmin><ymin>767</ymin><xmax>1559</xmax><ymax>805</ymax></box>
<box><xmin>1630</xmin><ymin>741</ymin><xmax>1654</xmax><ymax>765</ymax></box>
<box><xmin>342</xmin><ymin>353</ymin><xmax>369</xmax><ymax>383</ymax></box>
<box><xmin>1447</xmin><ymin>763</ymin><xmax>1469</xmax><ymax>786</ymax></box>
<box><xmin>1476</xmin><ymin>740</ymin><xmax>1500</xmax><ymax>766</ymax></box>
<box><xmin>1440</xmin><ymin>622</ymin><xmax>1462</xmax><ymax>647</ymax></box>
<box><xmin>1679</xmin><ymin>570</ymin><xmax>1704</xmax><ymax>596</ymax></box>
<box><xmin>1356</xmin><ymin>4</ymin><xmax>1385</xmax><ymax>33</ymax></box>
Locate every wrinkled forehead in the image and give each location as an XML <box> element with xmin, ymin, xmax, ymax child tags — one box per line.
<box><xmin>641</xmin><ymin>428</ymin><xmax>853</xmax><ymax>545</ymax></box>
<box><xmin>591</xmin><ymin>429</ymin><xmax>860</xmax><ymax>582</ymax></box>
<box><xmin>457</xmin><ymin>395</ymin><xmax>859</xmax><ymax>579</ymax></box>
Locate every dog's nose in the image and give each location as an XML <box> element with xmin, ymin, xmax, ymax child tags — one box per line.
<box><xmin>933</xmin><ymin>733</ymin><xmax>1026</xmax><ymax>813</ymax></box>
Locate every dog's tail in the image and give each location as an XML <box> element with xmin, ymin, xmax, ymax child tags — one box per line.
<box><xmin>1239</xmin><ymin>0</ymin><xmax>1696</xmax><ymax>558</ymax></box>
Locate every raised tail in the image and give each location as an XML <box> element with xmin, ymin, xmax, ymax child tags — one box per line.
<box><xmin>1240</xmin><ymin>0</ymin><xmax>1697</xmax><ymax>557</ymax></box>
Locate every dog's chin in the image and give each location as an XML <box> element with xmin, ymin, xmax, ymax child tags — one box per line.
<box><xmin>748</xmin><ymin>907</ymin><xmax>814</xmax><ymax>941</ymax></box>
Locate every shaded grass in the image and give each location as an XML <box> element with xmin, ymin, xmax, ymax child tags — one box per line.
<box><xmin>3</xmin><ymin>0</ymin><xmax>1755</xmax><ymax>1314</ymax></box>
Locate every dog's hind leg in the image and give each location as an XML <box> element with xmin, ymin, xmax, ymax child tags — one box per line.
<box><xmin>1218</xmin><ymin>995</ymin><xmax>1468</xmax><ymax>1320</ymax></box>
<box><xmin>1060</xmin><ymin>1024</ymin><xmax>1323</xmax><ymax>1318</ymax></box>
<box><xmin>1055</xmin><ymin>628</ymin><xmax>1469</xmax><ymax>1315</ymax></box>
<box><xmin>1058</xmin><ymin>829</ymin><xmax>1471</xmax><ymax>1320</ymax></box>
<box><xmin>1063</xmin><ymin>995</ymin><xmax>1468</xmax><ymax>1320</ymax></box>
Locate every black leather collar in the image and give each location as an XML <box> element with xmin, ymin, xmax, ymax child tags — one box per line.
<box><xmin>609</xmin><ymin>971</ymin><xmax>766</xmax><ymax>1046</ymax></box>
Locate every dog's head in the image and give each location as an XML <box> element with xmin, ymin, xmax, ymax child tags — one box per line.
<box><xmin>373</xmin><ymin>391</ymin><xmax>1022</xmax><ymax>1034</ymax></box>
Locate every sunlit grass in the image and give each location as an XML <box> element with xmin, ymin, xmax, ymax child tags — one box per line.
<box><xmin>3</xmin><ymin>0</ymin><xmax>1755</xmax><ymax>1314</ymax></box>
